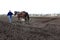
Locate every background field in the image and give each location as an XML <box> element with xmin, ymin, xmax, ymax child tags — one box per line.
<box><xmin>0</xmin><ymin>15</ymin><xmax>60</xmax><ymax>40</ymax></box>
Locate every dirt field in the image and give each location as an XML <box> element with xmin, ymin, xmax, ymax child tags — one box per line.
<box><xmin>0</xmin><ymin>15</ymin><xmax>60</xmax><ymax>40</ymax></box>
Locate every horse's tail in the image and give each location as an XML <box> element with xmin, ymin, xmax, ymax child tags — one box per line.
<box><xmin>25</xmin><ymin>12</ymin><xmax>29</xmax><ymax>20</ymax></box>
<box><xmin>27</xmin><ymin>14</ymin><xmax>29</xmax><ymax>20</ymax></box>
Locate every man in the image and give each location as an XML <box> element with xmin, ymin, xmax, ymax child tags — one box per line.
<box><xmin>7</xmin><ymin>10</ymin><xmax>13</xmax><ymax>23</ymax></box>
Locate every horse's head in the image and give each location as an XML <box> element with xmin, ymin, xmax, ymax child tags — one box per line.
<box><xmin>14</xmin><ymin>11</ymin><xmax>17</xmax><ymax>16</ymax></box>
<box><xmin>14</xmin><ymin>11</ymin><xmax>20</xmax><ymax>16</ymax></box>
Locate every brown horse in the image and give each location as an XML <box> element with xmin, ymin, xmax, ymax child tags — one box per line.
<box><xmin>14</xmin><ymin>11</ymin><xmax>29</xmax><ymax>23</ymax></box>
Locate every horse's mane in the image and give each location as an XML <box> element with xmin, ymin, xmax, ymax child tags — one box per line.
<box><xmin>15</xmin><ymin>11</ymin><xmax>20</xmax><ymax>13</ymax></box>
<box><xmin>14</xmin><ymin>11</ymin><xmax>20</xmax><ymax>15</ymax></box>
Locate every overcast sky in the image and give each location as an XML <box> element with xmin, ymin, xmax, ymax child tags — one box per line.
<box><xmin>0</xmin><ymin>0</ymin><xmax>60</xmax><ymax>15</ymax></box>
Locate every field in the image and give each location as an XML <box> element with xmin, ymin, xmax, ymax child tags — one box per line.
<box><xmin>0</xmin><ymin>15</ymin><xmax>60</xmax><ymax>40</ymax></box>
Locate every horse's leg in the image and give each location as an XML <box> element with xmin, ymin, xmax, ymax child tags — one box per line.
<box><xmin>24</xmin><ymin>17</ymin><xmax>27</xmax><ymax>24</ymax></box>
<box><xmin>16</xmin><ymin>17</ymin><xmax>20</xmax><ymax>22</ymax></box>
<box><xmin>17</xmin><ymin>16</ymin><xmax>21</xmax><ymax>23</ymax></box>
<box><xmin>25</xmin><ymin>17</ymin><xmax>29</xmax><ymax>24</ymax></box>
<box><xmin>17</xmin><ymin>15</ymin><xmax>20</xmax><ymax>20</ymax></box>
<box><xmin>26</xmin><ymin>13</ymin><xmax>29</xmax><ymax>22</ymax></box>
<box><xmin>26</xmin><ymin>15</ymin><xmax>30</xmax><ymax>24</ymax></box>
<box><xmin>27</xmin><ymin>18</ymin><xmax>29</xmax><ymax>24</ymax></box>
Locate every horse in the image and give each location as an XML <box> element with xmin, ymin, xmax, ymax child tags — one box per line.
<box><xmin>14</xmin><ymin>11</ymin><xmax>30</xmax><ymax>24</ymax></box>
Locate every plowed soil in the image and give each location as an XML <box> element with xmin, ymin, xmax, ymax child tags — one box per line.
<box><xmin>0</xmin><ymin>15</ymin><xmax>60</xmax><ymax>40</ymax></box>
